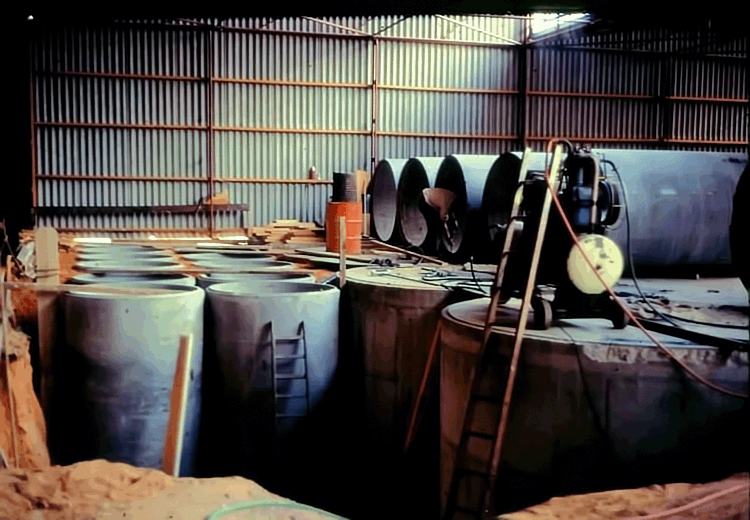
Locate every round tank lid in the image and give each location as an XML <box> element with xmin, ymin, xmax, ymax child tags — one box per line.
<box><xmin>69</xmin><ymin>272</ymin><xmax>195</xmax><ymax>284</ymax></box>
<box><xmin>206</xmin><ymin>281</ymin><xmax>338</xmax><ymax>297</ymax></box>
<box><xmin>346</xmin><ymin>265</ymin><xmax>492</xmax><ymax>291</ymax></box>
<box><xmin>65</xmin><ymin>283</ymin><xmax>202</xmax><ymax>299</ymax></box>
<box><xmin>443</xmin><ymin>298</ymin><xmax>713</xmax><ymax>348</ymax></box>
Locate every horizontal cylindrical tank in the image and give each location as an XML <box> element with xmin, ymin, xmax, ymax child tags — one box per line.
<box><xmin>197</xmin><ymin>272</ymin><xmax>316</xmax><ymax>289</ymax></box>
<box><xmin>190</xmin><ymin>260</ymin><xmax>294</xmax><ymax>272</ymax></box>
<box><xmin>434</xmin><ymin>155</ymin><xmax>501</xmax><ymax>257</ymax></box>
<box><xmin>590</xmin><ymin>150</ymin><xmax>748</xmax><ymax>268</ymax></box>
<box><xmin>49</xmin><ymin>284</ymin><xmax>205</xmax><ymax>476</ymax></box>
<box><xmin>204</xmin><ymin>281</ymin><xmax>340</xmax><ymax>478</ymax></box>
<box><xmin>371</xmin><ymin>159</ymin><xmax>408</xmax><ymax>243</ymax></box>
<box><xmin>439</xmin><ymin>298</ymin><xmax>748</xmax><ymax>515</ymax></box>
<box><xmin>730</xmin><ymin>164</ymin><xmax>748</xmax><ymax>289</ymax></box>
<box><xmin>397</xmin><ymin>157</ymin><xmax>444</xmax><ymax>250</ymax></box>
<box><xmin>75</xmin><ymin>259</ymin><xmax>182</xmax><ymax>272</ymax></box>
<box><xmin>68</xmin><ymin>272</ymin><xmax>196</xmax><ymax>286</ymax></box>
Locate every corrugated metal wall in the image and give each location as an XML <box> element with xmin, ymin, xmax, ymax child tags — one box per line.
<box><xmin>30</xmin><ymin>16</ymin><xmax>747</xmax><ymax>236</ymax></box>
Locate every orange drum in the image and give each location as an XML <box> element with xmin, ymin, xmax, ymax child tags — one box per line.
<box><xmin>326</xmin><ymin>201</ymin><xmax>362</xmax><ymax>254</ymax></box>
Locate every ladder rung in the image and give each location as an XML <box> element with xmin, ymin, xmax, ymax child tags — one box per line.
<box><xmin>276</xmin><ymin>373</ymin><xmax>307</xmax><ymax>380</ymax></box>
<box><xmin>463</xmin><ymin>431</ymin><xmax>495</xmax><ymax>441</ymax></box>
<box><xmin>275</xmin><ymin>354</ymin><xmax>306</xmax><ymax>360</ymax></box>
<box><xmin>275</xmin><ymin>393</ymin><xmax>308</xmax><ymax>399</ymax></box>
<box><xmin>274</xmin><ymin>334</ymin><xmax>304</xmax><ymax>342</ymax></box>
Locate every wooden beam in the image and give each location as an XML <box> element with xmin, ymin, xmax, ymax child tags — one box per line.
<box><xmin>163</xmin><ymin>334</ymin><xmax>193</xmax><ymax>477</ymax></box>
<box><xmin>35</xmin><ymin>228</ymin><xmax>59</xmax><ymax>415</ymax></box>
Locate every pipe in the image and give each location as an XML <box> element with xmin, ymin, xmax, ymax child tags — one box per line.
<box><xmin>396</xmin><ymin>157</ymin><xmax>444</xmax><ymax>250</ymax></box>
<box><xmin>371</xmin><ymin>159</ymin><xmax>408</xmax><ymax>243</ymax></box>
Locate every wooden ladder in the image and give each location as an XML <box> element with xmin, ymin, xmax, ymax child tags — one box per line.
<box><xmin>442</xmin><ymin>144</ymin><xmax>565</xmax><ymax>519</ymax></box>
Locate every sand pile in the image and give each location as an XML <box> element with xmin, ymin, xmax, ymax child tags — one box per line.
<box><xmin>0</xmin><ymin>459</ymin><xmax>340</xmax><ymax>520</ymax></box>
<box><xmin>501</xmin><ymin>473</ymin><xmax>750</xmax><ymax>520</ymax></box>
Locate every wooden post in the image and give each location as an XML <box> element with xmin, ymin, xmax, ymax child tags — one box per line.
<box><xmin>338</xmin><ymin>216</ymin><xmax>347</xmax><ymax>287</ymax></box>
<box><xmin>163</xmin><ymin>334</ymin><xmax>193</xmax><ymax>477</ymax></box>
<box><xmin>35</xmin><ymin>227</ymin><xmax>59</xmax><ymax>414</ymax></box>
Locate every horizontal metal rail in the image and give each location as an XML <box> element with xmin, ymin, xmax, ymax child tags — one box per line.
<box><xmin>36</xmin><ymin>174</ymin><xmax>333</xmax><ymax>184</ymax></box>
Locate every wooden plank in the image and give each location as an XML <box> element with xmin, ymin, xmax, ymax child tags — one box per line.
<box><xmin>35</xmin><ymin>228</ymin><xmax>59</xmax><ymax>415</ymax></box>
<box><xmin>162</xmin><ymin>334</ymin><xmax>193</xmax><ymax>477</ymax></box>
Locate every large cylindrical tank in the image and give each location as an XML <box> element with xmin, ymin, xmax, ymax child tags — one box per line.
<box><xmin>181</xmin><ymin>252</ymin><xmax>275</xmax><ymax>262</ymax></box>
<box><xmin>191</xmin><ymin>260</ymin><xmax>294</xmax><ymax>272</ymax></box>
<box><xmin>591</xmin><ymin>150</ymin><xmax>748</xmax><ymax>268</ymax></box>
<box><xmin>77</xmin><ymin>250</ymin><xmax>174</xmax><ymax>261</ymax></box>
<box><xmin>344</xmin><ymin>266</ymin><xmax>489</xmax><ymax>519</ymax></box>
<box><xmin>371</xmin><ymin>159</ymin><xmax>408</xmax><ymax>243</ymax></box>
<box><xmin>434</xmin><ymin>155</ymin><xmax>501</xmax><ymax>258</ymax></box>
<box><xmin>203</xmin><ymin>281</ymin><xmax>340</xmax><ymax>481</ymax></box>
<box><xmin>397</xmin><ymin>157</ymin><xmax>444</xmax><ymax>251</ymax></box>
<box><xmin>69</xmin><ymin>272</ymin><xmax>196</xmax><ymax>286</ymax></box>
<box><xmin>75</xmin><ymin>258</ymin><xmax>182</xmax><ymax>272</ymax></box>
<box><xmin>439</xmin><ymin>298</ymin><xmax>749</xmax><ymax>515</ymax></box>
<box><xmin>730</xmin><ymin>164</ymin><xmax>748</xmax><ymax>289</ymax></box>
<box><xmin>197</xmin><ymin>272</ymin><xmax>316</xmax><ymax>289</ymax></box>
<box><xmin>49</xmin><ymin>284</ymin><xmax>205</xmax><ymax>476</ymax></box>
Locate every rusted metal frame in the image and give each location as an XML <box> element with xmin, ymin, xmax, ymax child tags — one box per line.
<box><xmin>36</xmin><ymin>174</ymin><xmax>333</xmax><ymax>184</ymax></box>
<box><xmin>300</xmin><ymin>16</ymin><xmax>371</xmax><ymax>36</ymax></box>
<box><xmin>372</xmin><ymin>16</ymin><xmax>411</xmax><ymax>36</ymax></box>
<box><xmin>518</xmin><ymin>22</ymin><xmax>529</xmax><ymax>150</ymax></box>
<box><xmin>215</xmin><ymin>178</ymin><xmax>333</xmax><ymax>184</ymax></box>
<box><xmin>214</xmin><ymin>77</ymin><xmax>370</xmax><ymax>88</ymax></box>
<box><xmin>35</xmin><ymin>121</ymin><xmax>207</xmax><ymax>130</ymax></box>
<box><xmin>527</xmin><ymin>136</ymin><xmax>661</xmax><ymax>143</ymax></box>
<box><xmin>32</xmin><ymin>204</ymin><xmax>249</xmax><ymax>216</ymax></box>
<box><xmin>37</xmin><ymin>174</ymin><xmax>207</xmax><ymax>182</ymax></box>
<box><xmin>35</xmin><ymin>70</ymin><xmax>204</xmax><ymax>82</ymax></box>
<box><xmin>51</xmin><ymin>227</ymin><xmax>214</xmax><ymax>233</ymax></box>
<box><xmin>206</xmin><ymin>23</ymin><xmax>216</xmax><ymax>238</ymax></box>
<box><xmin>667</xmin><ymin>96</ymin><xmax>748</xmax><ymax>104</ymax></box>
<box><xmin>377</xmin><ymin>131</ymin><xmax>517</xmax><ymax>140</ymax></box>
<box><xmin>379</xmin><ymin>85</ymin><xmax>518</xmax><ymax>95</ymax></box>
<box><xmin>29</xmin><ymin>28</ymin><xmax>38</xmax><ymax>214</ymax></box>
<box><xmin>376</xmin><ymin>35</ymin><xmax>514</xmax><ymax>48</ymax></box>
<box><xmin>221</xmin><ymin>25</ymin><xmax>371</xmax><ymax>41</ymax></box>
<box><xmin>371</xmin><ymin>38</ymin><xmax>379</xmax><ymax>173</ymax></box>
<box><xmin>664</xmin><ymin>138</ymin><xmax>749</xmax><ymax>145</ymax></box>
<box><xmin>543</xmin><ymin>44</ymin><xmax>746</xmax><ymax>61</ymax></box>
<box><xmin>215</xmin><ymin>126</ymin><xmax>370</xmax><ymax>135</ymax></box>
<box><xmin>528</xmin><ymin>90</ymin><xmax>653</xmax><ymax>100</ymax></box>
<box><xmin>435</xmin><ymin>14</ymin><xmax>520</xmax><ymax>45</ymax></box>
<box><xmin>658</xmin><ymin>54</ymin><xmax>673</xmax><ymax>148</ymax></box>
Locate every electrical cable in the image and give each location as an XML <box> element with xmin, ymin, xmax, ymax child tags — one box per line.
<box><xmin>602</xmin><ymin>159</ymin><xmax>748</xmax><ymax>332</ymax></box>
<box><xmin>469</xmin><ymin>254</ymin><xmax>491</xmax><ymax>295</ymax></box>
<box><xmin>544</xmin><ymin>152</ymin><xmax>748</xmax><ymax>400</ymax></box>
<box><xmin>205</xmin><ymin>498</ymin><xmax>349</xmax><ymax>520</ymax></box>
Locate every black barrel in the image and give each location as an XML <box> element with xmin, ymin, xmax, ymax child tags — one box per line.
<box><xmin>332</xmin><ymin>172</ymin><xmax>358</xmax><ymax>203</ymax></box>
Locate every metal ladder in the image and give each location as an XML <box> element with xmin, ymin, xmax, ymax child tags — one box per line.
<box><xmin>442</xmin><ymin>144</ymin><xmax>565</xmax><ymax>519</ymax></box>
<box><xmin>268</xmin><ymin>321</ymin><xmax>311</xmax><ymax>430</ymax></box>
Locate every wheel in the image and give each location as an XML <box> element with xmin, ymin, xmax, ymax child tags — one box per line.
<box><xmin>531</xmin><ymin>297</ymin><xmax>553</xmax><ymax>330</ymax></box>
<box><xmin>611</xmin><ymin>307</ymin><xmax>630</xmax><ymax>329</ymax></box>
